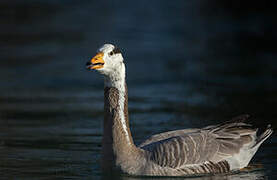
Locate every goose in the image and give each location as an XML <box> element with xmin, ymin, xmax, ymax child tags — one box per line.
<box><xmin>86</xmin><ymin>43</ymin><xmax>273</xmax><ymax>176</ymax></box>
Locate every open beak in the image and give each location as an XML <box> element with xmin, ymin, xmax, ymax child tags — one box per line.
<box><xmin>86</xmin><ymin>52</ymin><xmax>104</xmax><ymax>70</ymax></box>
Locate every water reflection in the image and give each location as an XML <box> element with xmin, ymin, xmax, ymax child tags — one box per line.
<box><xmin>102</xmin><ymin>170</ymin><xmax>267</xmax><ymax>180</ymax></box>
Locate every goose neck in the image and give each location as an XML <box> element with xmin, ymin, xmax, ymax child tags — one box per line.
<box><xmin>102</xmin><ymin>73</ymin><xmax>138</xmax><ymax>170</ymax></box>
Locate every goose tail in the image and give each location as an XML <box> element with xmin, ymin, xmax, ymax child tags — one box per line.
<box><xmin>252</xmin><ymin>124</ymin><xmax>273</xmax><ymax>148</ymax></box>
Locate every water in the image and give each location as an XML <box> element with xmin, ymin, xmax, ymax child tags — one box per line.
<box><xmin>0</xmin><ymin>0</ymin><xmax>276</xmax><ymax>179</ymax></box>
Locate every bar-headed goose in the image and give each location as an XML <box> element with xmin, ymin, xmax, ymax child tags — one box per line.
<box><xmin>86</xmin><ymin>43</ymin><xmax>273</xmax><ymax>176</ymax></box>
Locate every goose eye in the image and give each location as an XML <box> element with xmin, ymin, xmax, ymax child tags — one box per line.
<box><xmin>109</xmin><ymin>51</ymin><xmax>114</xmax><ymax>56</ymax></box>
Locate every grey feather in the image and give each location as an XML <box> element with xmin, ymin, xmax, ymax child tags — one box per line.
<box><xmin>138</xmin><ymin>114</ymin><xmax>272</xmax><ymax>174</ymax></box>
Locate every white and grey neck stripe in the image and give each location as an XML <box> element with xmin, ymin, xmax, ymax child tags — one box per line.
<box><xmin>104</xmin><ymin>64</ymin><xmax>131</xmax><ymax>144</ymax></box>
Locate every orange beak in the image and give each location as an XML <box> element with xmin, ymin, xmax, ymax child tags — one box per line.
<box><xmin>86</xmin><ymin>52</ymin><xmax>104</xmax><ymax>70</ymax></box>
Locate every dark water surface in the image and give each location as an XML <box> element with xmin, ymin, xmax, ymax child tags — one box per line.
<box><xmin>1</xmin><ymin>0</ymin><xmax>276</xmax><ymax>179</ymax></box>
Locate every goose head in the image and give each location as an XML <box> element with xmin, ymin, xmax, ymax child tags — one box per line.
<box><xmin>86</xmin><ymin>44</ymin><xmax>124</xmax><ymax>78</ymax></box>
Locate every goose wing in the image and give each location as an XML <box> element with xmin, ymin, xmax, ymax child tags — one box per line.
<box><xmin>139</xmin><ymin>128</ymin><xmax>200</xmax><ymax>148</ymax></box>
<box><xmin>140</xmin><ymin>115</ymin><xmax>258</xmax><ymax>169</ymax></box>
<box><xmin>139</xmin><ymin>114</ymin><xmax>250</xmax><ymax>148</ymax></box>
